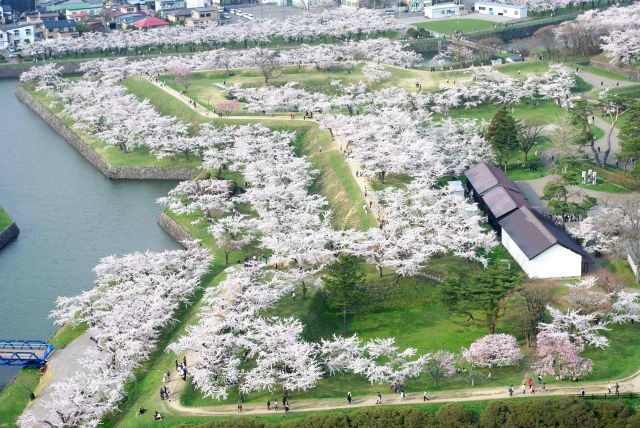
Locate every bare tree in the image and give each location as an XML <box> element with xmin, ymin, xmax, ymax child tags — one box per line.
<box><xmin>475</xmin><ymin>36</ymin><xmax>502</xmax><ymax>63</ymax></box>
<box><xmin>251</xmin><ymin>49</ymin><xmax>283</xmax><ymax>85</ymax></box>
<box><xmin>516</xmin><ymin>287</ymin><xmax>550</xmax><ymax>347</ymax></box>
<box><xmin>533</xmin><ymin>26</ymin><xmax>558</xmax><ymax>61</ymax></box>
<box><xmin>517</xmin><ymin>120</ymin><xmax>544</xmax><ymax>162</ymax></box>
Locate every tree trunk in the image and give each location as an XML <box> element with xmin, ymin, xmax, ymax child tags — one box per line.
<box><xmin>343</xmin><ymin>307</ymin><xmax>347</xmax><ymax>334</ymax></box>
<box><xmin>225</xmin><ymin>251</ymin><xmax>229</xmax><ymax>266</ymax></box>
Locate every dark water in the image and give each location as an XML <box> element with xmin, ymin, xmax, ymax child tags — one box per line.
<box><xmin>0</xmin><ymin>79</ymin><xmax>180</xmax><ymax>387</ymax></box>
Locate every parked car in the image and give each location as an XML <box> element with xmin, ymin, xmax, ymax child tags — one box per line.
<box><xmin>222</xmin><ymin>13</ymin><xmax>231</xmax><ymax>19</ymax></box>
<box><xmin>385</xmin><ymin>9</ymin><xmax>398</xmax><ymax>15</ymax></box>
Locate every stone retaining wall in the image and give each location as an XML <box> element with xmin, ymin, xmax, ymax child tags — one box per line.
<box><xmin>589</xmin><ymin>59</ymin><xmax>640</xmax><ymax>81</ymax></box>
<box><xmin>158</xmin><ymin>212</ymin><xmax>194</xmax><ymax>248</ymax></box>
<box><xmin>16</xmin><ymin>86</ymin><xmax>199</xmax><ymax>180</ymax></box>
<box><xmin>0</xmin><ymin>223</ymin><xmax>20</xmax><ymax>251</ymax></box>
<box><xmin>0</xmin><ymin>62</ymin><xmax>83</xmax><ymax>79</ymax></box>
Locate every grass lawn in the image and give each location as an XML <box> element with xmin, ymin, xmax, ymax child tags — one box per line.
<box><xmin>0</xmin><ymin>206</ymin><xmax>13</xmax><ymax>233</ymax></box>
<box><xmin>414</xmin><ymin>18</ymin><xmax>497</xmax><ymax>35</ymax></box>
<box><xmin>496</xmin><ymin>61</ymin><xmax>550</xmax><ymax>79</ymax></box>
<box><xmin>601</xmin><ymin>259</ymin><xmax>638</xmax><ymax>289</ymax></box>
<box><xmin>610</xmin><ymin>84</ymin><xmax>640</xmax><ymax>98</ymax></box>
<box><xmin>448</xmin><ymin>99</ymin><xmax>566</xmax><ymax>125</ymax></box>
<box><xmin>0</xmin><ymin>368</ymin><xmax>40</xmax><ymax>428</ymax></box>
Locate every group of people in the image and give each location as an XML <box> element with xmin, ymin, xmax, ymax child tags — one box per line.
<box><xmin>508</xmin><ymin>375</ymin><xmax>547</xmax><ymax>396</ymax></box>
<box><xmin>175</xmin><ymin>356</ymin><xmax>188</xmax><ymax>381</ymax></box>
<box><xmin>266</xmin><ymin>395</ymin><xmax>291</xmax><ymax>414</ymax></box>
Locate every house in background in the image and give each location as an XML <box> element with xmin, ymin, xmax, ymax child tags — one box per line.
<box><xmin>465</xmin><ymin>162</ymin><xmax>591</xmax><ymax>278</ymax></box>
<box><xmin>167</xmin><ymin>7</ymin><xmax>193</xmax><ymax>23</ymax></box>
<box><xmin>43</xmin><ymin>19</ymin><xmax>79</xmax><ymax>39</ymax></box>
<box><xmin>0</xmin><ymin>22</ymin><xmax>36</xmax><ymax>49</ymax></box>
<box><xmin>186</xmin><ymin>7</ymin><xmax>219</xmax><ymax>27</ymax></box>
<box><xmin>475</xmin><ymin>1</ymin><xmax>526</xmax><ymax>18</ymax></box>
<box><xmin>500</xmin><ymin>207</ymin><xmax>590</xmax><ymax>278</ymax></box>
<box><xmin>424</xmin><ymin>3</ymin><xmax>463</xmax><ymax>19</ymax></box>
<box><xmin>26</xmin><ymin>11</ymin><xmax>60</xmax><ymax>22</ymax></box>
<box><xmin>131</xmin><ymin>16</ymin><xmax>169</xmax><ymax>29</ymax></box>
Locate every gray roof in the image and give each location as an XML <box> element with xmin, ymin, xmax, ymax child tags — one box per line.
<box><xmin>193</xmin><ymin>7</ymin><xmax>219</xmax><ymax>12</ymax></box>
<box><xmin>499</xmin><ymin>206</ymin><xmax>591</xmax><ymax>260</ymax></box>
<box><xmin>465</xmin><ymin>161</ymin><xmax>519</xmax><ymax>195</ymax></box>
<box><xmin>481</xmin><ymin>185</ymin><xmax>527</xmax><ymax>219</ymax></box>
<box><xmin>0</xmin><ymin>22</ymin><xmax>35</xmax><ymax>30</ymax></box>
<box><xmin>43</xmin><ymin>19</ymin><xmax>76</xmax><ymax>29</ymax></box>
<box><xmin>168</xmin><ymin>7</ymin><xmax>192</xmax><ymax>16</ymax></box>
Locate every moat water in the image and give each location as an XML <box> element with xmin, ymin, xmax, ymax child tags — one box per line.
<box><xmin>0</xmin><ymin>79</ymin><xmax>180</xmax><ymax>388</ymax></box>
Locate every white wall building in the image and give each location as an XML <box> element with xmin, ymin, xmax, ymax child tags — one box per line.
<box><xmin>0</xmin><ymin>23</ymin><xmax>36</xmax><ymax>49</ymax></box>
<box><xmin>500</xmin><ymin>206</ymin><xmax>587</xmax><ymax>278</ymax></box>
<box><xmin>424</xmin><ymin>3</ymin><xmax>462</xmax><ymax>18</ymax></box>
<box><xmin>475</xmin><ymin>1</ymin><xmax>526</xmax><ymax>18</ymax></box>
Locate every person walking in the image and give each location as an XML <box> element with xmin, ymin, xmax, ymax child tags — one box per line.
<box><xmin>581</xmin><ymin>388</ymin><xmax>585</xmax><ymax>397</ymax></box>
<box><xmin>423</xmin><ymin>391</ymin><xmax>429</xmax><ymax>401</ymax></box>
<box><xmin>608</xmin><ymin>382</ymin><xmax>612</xmax><ymax>394</ymax></box>
<box><xmin>615</xmin><ymin>382</ymin><xmax>620</xmax><ymax>395</ymax></box>
<box><xmin>400</xmin><ymin>391</ymin><xmax>405</xmax><ymax>402</ymax></box>
<box><xmin>542</xmin><ymin>383</ymin><xmax>546</xmax><ymax>393</ymax></box>
<box><xmin>347</xmin><ymin>391</ymin><xmax>352</xmax><ymax>405</ymax></box>
<box><xmin>284</xmin><ymin>402</ymin><xmax>290</xmax><ymax>414</ymax></box>
<box><xmin>274</xmin><ymin>400</ymin><xmax>279</xmax><ymax>411</ymax></box>
<box><xmin>537</xmin><ymin>374</ymin><xmax>542</xmax><ymax>385</ymax></box>
<box><xmin>376</xmin><ymin>392</ymin><xmax>382</xmax><ymax>404</ymax></box>
<box><xmin>237</xmin><ymin>404</ymin><xmax>243</xmax><ymax>414</ymax></box>
<box><xmin>522</xmin><ymin>383</ymin><xmax>526</xmax><ymax>394</ymax></box>
<box><xmin>508</xmin><ymin>385</ymin><xmax>513</xmax><ymax>397</ymax></box>
<box><xmin>183</xmin><ymin>356</ymin><xmax>187</xmax><ymax>367</ymax></box>
<box><xmin>267</xmin><ymin>399</ymin><xmax>271</xmax><ymax>410</ymax></box>
<box><xmin>162</xmin><ymin>373</ymin><xmax>167</xmax><ymax>384</ymax></box>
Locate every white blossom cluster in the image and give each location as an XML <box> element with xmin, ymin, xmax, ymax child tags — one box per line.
<box><xmin>557</xmin><ymin>3</ymin><xmax>640</xmax><ymax>65</ymax></box>
<box><xmin>20</xmin><ymin>246</ymin><xmax>212</xmax><ymax>428</ymax></box>
<box><xmin>30</xmin><ymin>9</ymin><xmax>401</xmax><ymax>55</ymax></box>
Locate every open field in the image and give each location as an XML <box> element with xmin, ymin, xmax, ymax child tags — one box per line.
<box><xmin>414</xmin><ymin>19</ymin><xmax>498</xmax><ymax>35</ymax></box>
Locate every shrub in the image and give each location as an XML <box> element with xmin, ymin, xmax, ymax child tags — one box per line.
<box><xmin>435</xmin><ymin>404</ymin><xmax>478</xmax><ymax>428</ymax></box>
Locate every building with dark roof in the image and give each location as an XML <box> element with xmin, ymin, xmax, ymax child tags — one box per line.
<box><xmin>43</xmin><ymin>19</ymin><xmax>78</xmax><ymax>39</ymax></box>
<box><xmin>465</xmin><ymin>162</ymin><xmax>591</xmax><ymax>278</ymax></box>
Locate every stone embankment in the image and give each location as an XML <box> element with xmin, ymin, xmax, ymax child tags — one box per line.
<box><xmin>158</xmin><ymin>213</ymin><xmax>194</xmax><ymax>248</ymax></box>
<box><xmin>16</xmin><ymin>86</ymin><xmax>199</xmax><ymax>180</ymax></box>
<box><xmin>0</xmin><ymin>222</ymin><xmax>19</xmax><ymax>251</ymax></box>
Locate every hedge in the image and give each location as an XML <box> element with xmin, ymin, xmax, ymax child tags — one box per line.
<box><xmin>179</xmin><ymin>397</ymin><xmax>640</xmax><ymax>428</ymax></box>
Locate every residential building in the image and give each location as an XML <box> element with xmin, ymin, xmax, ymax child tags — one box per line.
<box><xmin>166</xmin><ymin>7</ymin><xmax>193</xmax><ymax>23</ymax></box>
<box><xmin>475</xmin><ymin>1</ymin><xmax>526</xmax><ymax>18</ymax></box>
<box><xmin>118</xmin><ymin>13</ymin><xmax>147</xmax><ymax>26</ymax></box>
<box><xmin>119</xmin><ymin>2</ymin><xmax>139</xmax><ymax>13</ymax></box>
<box><xmin>46</xmin><ymin>0</ymin><xmax>105</xmax><ymax>16</ymax></box>
<box><xmin>0</xmin><ymin>4</ymin><xmax>13</xmax><ymax>23</ymax></box>
<box><xmin>186</xmin><ymin>6</ymin><xmax>219</xmax><ymax>26</ymax></box>
<box><xmin>0</xmin><ymin>23</ymin><xmax>36</xmax><ymax>49</ymax></box>
<box><xmin>43</xmin><ymin>19</ymin><xmax>79</xmax><ymax>39</ymax></box>
<box><xmin>26</xmin><ymin>11</ymin><xmax>60</xmax><ymax>22</ymax></box>
<box><xmin>424</xmin><ymin>3</ymin><xmax>462</xmax><ymax>18</ymax></box>
<box><xmin>154</xmin><ymin>0</ymin><xmax>205</xmax><ymax>15</ymax></box>
<box><xmin>131</xmin><ymin>16</ymin><xmax>169</xmax><ymax>28</ymax></box>
<box><xmin>465</xmin><ymin>162</ymin><xmax>591</xmax><ymax>278</ymax></box>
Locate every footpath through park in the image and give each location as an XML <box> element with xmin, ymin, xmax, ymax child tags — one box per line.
<box><xmin>162</xmin><ymin>368</ymin><xmax>640</xmax><ymax>417</ymax></box>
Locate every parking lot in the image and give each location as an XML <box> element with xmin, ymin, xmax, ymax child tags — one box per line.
<box><xmin>221</xmin><ymin>4</ymin><xmax>309</xmax><ymax>23</ymax></box>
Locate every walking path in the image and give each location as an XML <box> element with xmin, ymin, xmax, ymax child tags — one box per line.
<box><xmin>163</xmin><ymin>368</ymin><xmax>640</xmax><ymax>417</ymax></box>
<box><xmin>151</xmin><ymin>78</ymin><xmax>385</xmax><ymax>225</ymax></box>
<box><xmin>518</xmin><ymin>175</ymin><xmax>638</xmax><ymax>205</ymax></box>
<box><xmin>576</xmin><ymin>70</ymin><xmax>635</xmax><ymax>91</ymax></box>
<box><xmin>26</xmin><ymin>332</ymin><xmax>98</xmax><ymax>420</ymax></box>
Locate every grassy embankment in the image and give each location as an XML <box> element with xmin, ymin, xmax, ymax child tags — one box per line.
<box><xmin>0</xmin><ymin>206</ymin><xmax>13</xmax><ymax>233</ymax></box>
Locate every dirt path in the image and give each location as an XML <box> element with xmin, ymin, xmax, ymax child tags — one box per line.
<box><xmin>164</xmin><ymin>368</ymin><xmax>640</xmax><ymax>417</ymax></box>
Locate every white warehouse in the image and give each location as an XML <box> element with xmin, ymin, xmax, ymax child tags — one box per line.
<box><xmin>475</xmin><ymin>1</ymin><xmax>527</xmax><ymax>18</ymax></box>
<box><xmin>424</xmin><ymin>3</ymin><xmax>463</xmax><ymax>19</ymax></box>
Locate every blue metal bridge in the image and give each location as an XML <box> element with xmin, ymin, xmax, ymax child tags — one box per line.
<box><xmin>0</xmin><ymin>340</ymin><xmax>53</xmax><ymax>366</ymax></box>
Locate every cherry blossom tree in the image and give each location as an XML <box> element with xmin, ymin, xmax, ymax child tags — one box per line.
<box><xmin>156</xmin><ymin>178</ymin><xmax>233</xmax><ymax>221</ymax></box>
<box><xmin>532</xmin><ymin>332</ymin><xmax>593</xmax><ymax>380</ymax></box>
<box><xmin>538</xmin><ymin>306</ymin><xmax>609</xmax><ymax>348</ymax></box>
<box><xmin>424</xmin><ymin>350</ymin><xmax>456</xmax><ymax>386</ymax></box>
<box><xmin>362</xmin><ymin>63</ymin><xmax>391</xmax><ymax>83</ymax></box>
<box><xmin>461</xmin><ymin>334</ymin><xmax>523</xmax><ymax>368</ymax></box>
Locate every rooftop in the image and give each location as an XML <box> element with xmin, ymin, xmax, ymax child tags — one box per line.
<box><xmin>465</xmin><ymin>161</ymin><xmax>519</xmax><ymax>195</ymax></box>
<box><xmin>43</xmin><ymin>19</ymin><xmax>76</xmax><ymax>29</ymax></box>
<box><xmin>499</xmin><ymin>206</ymin><xmax>590</xmax><ymax>260</ymax></box>
<box><xmin>131</xmin><ymin>16</ymin><xmax>169</xmax><ymax>28</ymax></box>
<box><xmin>481</xmin><ymin>185</ymin><xmax>527</xmax><ymax>219</ymax></box>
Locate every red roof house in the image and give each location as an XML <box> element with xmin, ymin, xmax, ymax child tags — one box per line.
<box><xmin>132</xmin><ymin>16</ymin><xmax>169</xmax><ymax>29</ymax></box>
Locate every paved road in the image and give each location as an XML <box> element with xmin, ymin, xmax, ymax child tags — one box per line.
<box><xmin>27</xmin><ymin>332</ymin><xmax>97</xmax><ymax>421</ymax></box>
<box><xmin>577</xmin><ymin>70</ymin><xmax>635</xmax><ymax>90</ymax></box>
